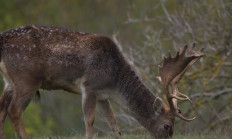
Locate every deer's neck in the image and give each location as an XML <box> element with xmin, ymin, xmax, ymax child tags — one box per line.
<box><xmin>117</xmin><ymin>67</ymin><xmax>157</xmax><ymax>119</ymax></box>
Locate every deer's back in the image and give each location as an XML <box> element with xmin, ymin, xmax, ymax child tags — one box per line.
<box><xmin>0</xmin><ymin>25</ymin><xmax>126</xmax><ymax>92</ymax></box>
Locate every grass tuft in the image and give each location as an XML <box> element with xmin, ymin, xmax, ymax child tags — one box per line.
<box><xmin>32</xmin><ymin>134</ymin><xmax>230</xmax><ymax>139</ymax></box>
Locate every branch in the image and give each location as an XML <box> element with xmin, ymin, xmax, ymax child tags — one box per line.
<box><xmin>190</xmin><ymin>88</ymin><xmax>232</xmax><ymax>100</ymax></box>
<box><xmin>207</xmin><ymin>115</ymin><xmax>232</xmax><ymax>131</ymax></box>
<box><xmin>112</xmin><ymin>34</ymin><xmax>136</xmax><ymax>68</ymax></box>
<box><xmin>160</xmin><ymin>1</ymin><xmax>173</xmax><ymax>23</ymax></box>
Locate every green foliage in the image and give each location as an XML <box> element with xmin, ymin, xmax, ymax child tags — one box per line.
<box><xmin>4</xmin><ymin>103</ymin><xmax>57</xmax><ymax>138</ymax></box>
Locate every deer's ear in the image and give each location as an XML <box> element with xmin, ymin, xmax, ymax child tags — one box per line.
<box><xmin>153</xmin><ymin>97</ymin><xmax>164</xmax><ymax>115</ymax></box>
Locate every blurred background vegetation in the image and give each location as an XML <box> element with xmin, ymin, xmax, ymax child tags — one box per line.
<box><xmin>0</xmin><ymin>0</ymin><xmax>231</xmax><ymax>138</ymax></box>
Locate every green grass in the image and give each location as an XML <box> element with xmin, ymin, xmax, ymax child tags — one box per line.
<box><xmin>174</xmin><ymin>135</ymin><xmax>229</xmax><ymax>139</ymax></box>
<box><xmin>33</xmin><ymin>135</ymin><xmax>229</xmax><ymax>139</ymax></box>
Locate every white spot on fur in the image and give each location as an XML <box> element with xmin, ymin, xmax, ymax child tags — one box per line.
<box><xmin>58</xmin><ymin>61</ymin><xmax>63</xmax><ymax>64</ymax></box>
<box><xmin>23</xmin><ymin>56</ymin><xmax>28</xmax><ymax>61</ymax></box>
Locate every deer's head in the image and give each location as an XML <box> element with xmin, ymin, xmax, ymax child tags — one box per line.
<box><xmin>147</xmin><ymin>43</ymin><xmax>204</xmax><ymax>138</ymax></box>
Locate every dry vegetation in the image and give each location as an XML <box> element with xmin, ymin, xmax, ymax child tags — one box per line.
<box><xmin>0</xmin><ymin>0</ymin><xmax>231</xmax><ymax>138</ymax></box>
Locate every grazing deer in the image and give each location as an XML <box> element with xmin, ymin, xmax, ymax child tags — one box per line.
<box><xmin>0</xmin><ymin>25</ymin><xmax>204</xmax><ymax>139</ymax></box>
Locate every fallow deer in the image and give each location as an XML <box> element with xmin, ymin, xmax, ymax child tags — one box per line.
<box><xmin>0</xmin><ymin>25</ymin><xmax>204</xmax><ymax>139</ymax></box>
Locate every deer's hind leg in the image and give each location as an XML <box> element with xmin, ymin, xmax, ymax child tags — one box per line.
<box><xmin>0</xmin><ymin>86</ymin><xmax>14</xmax><ymax>139</ymax></box>
<box><xmin>98</xmin><ymin>99</ymin><xmax>122</xmax><ymax>139</ymax></box>
<box><xmin>7</xmin><ymin>77</ymin><xmax>41</xmax><ymax>139</ymax></box>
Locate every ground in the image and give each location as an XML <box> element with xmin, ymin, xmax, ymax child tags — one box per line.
<box><xmin>32</xmin><ymin>135</ymin><xmax>229</xmax><ymax>139</ymax></box>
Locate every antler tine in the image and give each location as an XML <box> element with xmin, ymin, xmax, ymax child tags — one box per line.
<box><xmin>180</xmin><ymin>44</ymin><xmax>188</xmax><ymax>56</ymax></box>
<box><xmin>200</xmin><ymin>47</ymin><xmax>204</xmax><ymax>52</ymax></box>
<box><xmin>168</xmin><ymin>50</ymin><xmax>171</xmax><ymax>58</ymax></box>
<box><xmin>158</xmin><ymin>43</ymin><xmax>204</xmax><ymax>121</ymax></box>
<box><xmin>192</xmin><ymin>42</ymin><xmax>196</xmax><ymax>49</ymax></box>
<box><xmin>175</xmin><ymin>111</ymin><xmax>196</xmax><ymax>121</ymax></box>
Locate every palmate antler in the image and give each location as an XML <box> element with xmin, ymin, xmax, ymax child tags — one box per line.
<box><xmin>157</xmin><ymin>43</ymin><xmax>204</xmax><ymax>121</ymax></box>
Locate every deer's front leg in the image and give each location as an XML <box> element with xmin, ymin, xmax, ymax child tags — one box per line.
<box><xmin>0</xmin><ymin>88</ymin><xmax>13</xmax><ymax>139</ymax></box>
<box><xmin>82</xmin><ymin>87</ymin><xmax>97</xmax><ymax>139</ymax></box>
<box><xmin>98</xmin><ymin>100</ymin><xmax>122</xmax><ymax>139</ymax></box>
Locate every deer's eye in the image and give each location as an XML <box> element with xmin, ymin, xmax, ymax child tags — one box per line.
<box><xmin>164</xmin><ymin>124</ymin><xmax>170</xmax><ymax>130</ymax></box>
